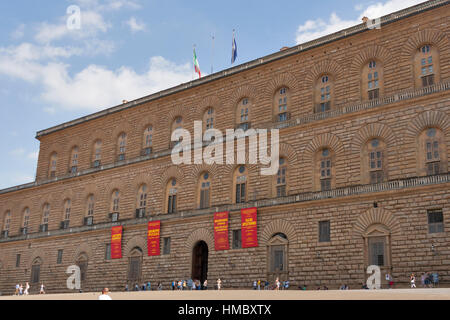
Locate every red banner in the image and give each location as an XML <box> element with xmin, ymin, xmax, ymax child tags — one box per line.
<box><xmin>111</xmin><ymin>226</ymin><xmax>123</xmax><ymax>259</ymax></box>
<box><xmin>147</xmin><ymin>221</ymin><xmax>161</xmax><ymax>256</ymax></box>
<box><xmin>214</xmin><ymin>212</ymin><xmax>230</xmax><ymax>251</ymax></box>
<box><xmin>241</xmin><ymin>207</ymin><xmax>258</xmax><ymax>248</ymax></box>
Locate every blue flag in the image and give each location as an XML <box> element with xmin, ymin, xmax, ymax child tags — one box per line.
<box><xmin>231</xmin><ymin>32</ymin><xmax>237</xmax><ymax>64</ymax></box>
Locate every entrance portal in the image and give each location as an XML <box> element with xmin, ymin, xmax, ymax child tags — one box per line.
<box><xmin>192</xmin><ymin>241</ymin><xmax>208</xmax><ymax>283</ymax></box>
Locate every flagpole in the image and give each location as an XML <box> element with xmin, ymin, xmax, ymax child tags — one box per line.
<box><xmin>211</xmin><ymin>33</ymin><xmax>215</xmax><ymax>74</ymax></box>
<box><xmin>192</xmin><ymin>44</ymin><xmax>195</xmax><ymax>81</ymax></box>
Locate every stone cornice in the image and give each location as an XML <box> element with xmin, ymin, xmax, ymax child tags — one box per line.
<box><xmin>34</xmin><ymin>0</ymin><xmax>449</xmax><ymax>139</ymax></box>
<box><xmin>1</xmin><ymin>172</ymin><xmax>448</xmax><ymax>244</ymax></box>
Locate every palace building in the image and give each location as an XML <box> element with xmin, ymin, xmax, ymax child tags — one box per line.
<box><xmin>0</xmin><ymin>0</ymin><xmax>449</xmax><ymax>294</ymax></box>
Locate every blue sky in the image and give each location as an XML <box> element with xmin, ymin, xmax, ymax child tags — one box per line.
<box><xmin>0</xmin><ymin>0</ymin><xmax>425</xmax><ymax>189</ymax></box>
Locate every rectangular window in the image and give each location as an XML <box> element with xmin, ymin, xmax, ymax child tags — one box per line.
<box><xmin>168</xmin><ymin>195</ymin><xmax>177</xmax><ymax>213</ymax></box>
<box><xmin>276</xmin><ymin>185</ymin><xmax>286</xmax><ymax>197</ymax></box>
<box><xmin>319</xmin><ymin>221</ymin><xmax>330</xmax><ymax>242</ymax></box>
<box><xmin>428</xmin><ymin>209</ymin><xmax>444</xmax><ymax>234</ymax></box>
<box><xmin>163</xmin><ymin>237</ymin><xmax>171</xmax><ymax>255</ymax></box>
<box><xmin>370</xmin><ymin>171</ymin><xmax>384</xmax><ymax>184</ymax></box>
<box><xmin>320</xmin><ymin>179</ymin><xmax>331</xmax><ymax>191</ymax></box>
<box><xmin>232</xmin><ymin>229</ymin><xmax>242</xmax><ymax>249</ymax></box>
<box><xmin>105</xmin><ymin>244</ymin><xmax>111</xmax><ymax>260</ymax></box>
<box><xmin>426</xmin><ymin>162</ymin><xmax>440</xmax><ymax>176</ymax></box>
<box><xmin>422</xmin><ymin>74</ymin><xmax>434</xmax><ymax>87</ymax></box>
<box><xmin>236</xmin><ymin>183</ymin><xmax>246</xmax><ymax>203</ymax></box>
<box><xmin>57</xmin><ymin>249</ymin><xmax>63</xmax><ymax>264</ymax></box>
<box><xmin>200</xmin><ymin>189</ymin><xmax>210</xmax><ymax>209</ymax></box>
<box><xmin>16</xmin><ymin>254</ymin><xmax>21</xmax><ymax>268</ymax></box>
<box><xmin>368</xmin><ymin>88</ymin><xmax>379</xmax><ymax>100</ymax></box>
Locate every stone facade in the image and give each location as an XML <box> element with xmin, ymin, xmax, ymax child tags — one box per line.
<box><xmin>0</xmin><ymin>0</ymin><xmax>449</xmax><ymax>294</ymax></box>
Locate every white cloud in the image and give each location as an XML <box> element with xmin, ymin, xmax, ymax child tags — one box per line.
<box><xmin>0</xmin><ymin>43</ymin><xmax>193</xmax><ymax>112</ymax></box>
<box><xmin>39</xmin><ymin>56</ymin><xmax>192</xmax><ymax>112</ymax></box>
<box><xmin>27</xmin><ymin>151</ymin><xmax>39</xmax><ymax>160</ymax></box>
<box><xmin>9</xmin><ymin>148</ymin><xmax>26</xmax><ymax>157</ymax></box>
<box><xmin>296</xmin><ymin>0</ymin><xmax>426</xmax><ymax>44</ymax></box>
<box><xmin>11</xmin><ymin>24</ymin><xmax>26</xmax><ymax>40</ymax></box>
<box><xmin>35</xmin><ymin>11</ymin><xmax>110</xmax><ymax>44</ymax></box>
<box><xmin>126</xmin><ymin>17</ymin><xmax>146</xmax><ymax>33</ymax></box>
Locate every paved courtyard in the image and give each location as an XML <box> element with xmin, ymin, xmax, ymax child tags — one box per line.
<box><xmin>0</xmin><ymin>288</ymin><xmax>449</xmax><ymax>300</ymax></box>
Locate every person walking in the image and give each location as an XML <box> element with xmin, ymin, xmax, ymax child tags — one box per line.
<box><xmin>275</xmin><ymin>278</ymin><xmax>280</xmax><ymax>291</ymax></box>
<box><xmin>24</xmin><ymin>282</ymin><xmax>30</xmax><ymax>295</ymax></box>
<box><xmin>14</xmin><ymin>284</ymin><xmax>19</xmax><ymax>296</ymax></box>
<box><xmin>19</xmin><ymin>284</ymin><xmax>23</xmax><ymax>296</ymax></box>
<box><xmin>203</xmin><ymin>279</ymin><xmax>208</xmax><ymax>290</ymax></box>
<box><xmin>257</xmin><ymin>279</ymin><xmax>261</xmax><ymax>291</ymax></box>
<box><xmin>98</xmin><ymin>288</ymin><xmax>112</xmax><ymax>300</ymax></box>
<box><xmin>253</xmin><ymin>280</ymin><xmax>257</xmax><ymax>290</ymax></box>
<box><xmin>217</xmin><ymin>278</ymin><xmax>222</xmax><ymax>290</ymax></box>
<box><xmin>39</xmin><ymin>282</ymin><xmax>45</xmax><ymax>294</ymax></box>
<box><xmin>385</xmin><ymin>273</ymin><xmax>393</xmax><ymax>289</ymax></box>
<box><xmin>432</xmin><ymin>272</ymin><xmax>439</xmax><ymax>288</ymax></box>
<box><xmin>420</xmin><ymin>273</ymin><xmax>426</xmax><ymax>288</ymax></box>
<box><xmin>410</xmin><ymin>273</ymin><xmax>416</xmax><ymax>288</ymax></box>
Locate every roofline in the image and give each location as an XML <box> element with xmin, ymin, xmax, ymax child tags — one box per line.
<box><xmin>35</xmin><ymin>0</ymin><xmax>448</xmax><ymax>139</ymax></box>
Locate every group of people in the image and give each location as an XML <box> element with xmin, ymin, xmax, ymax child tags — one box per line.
<box><xmin>14</xmin><ymin>282</ymin><xmax>45</xmax><ymax>296</ymax></box>
<box><xmin>410</xmin><ymin>272</ymin><xmax>439</xmax><ymax>288</ymax></box>
<box><xmin>252</xmin><ymin>278</ymin><xmax>289</xmax><ymax>290</ymax></box>
<box><xmin>170</xmin><ymin>279</ymin><xmax>209</xmax><ymax>290</ymax></box>
<box><xmin>125</xmin><ymin>281</ymin><xmax>163</xmax><ymax>292</ymax></box>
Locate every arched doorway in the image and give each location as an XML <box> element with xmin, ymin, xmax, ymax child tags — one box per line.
<box><xmin>75</xmin><ymin>253</ymin><xmax>89</xmax><ymax>291</ymax></box>
<box><xmin>192</xmin><ymin>241</ymin><xmax>208</xmax><ymax>283</ymax></box>
<box><xmin>267</xmin><ymin>233</ymin><xmax>289</xmax><ymax>283</ymax></box>
<box><xmin>127</xmin><ymin>247</ymin><xmax>143</xmax><ymax>289</ymax></box>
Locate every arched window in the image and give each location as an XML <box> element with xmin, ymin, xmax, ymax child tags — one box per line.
<box><xmin>366</xmin><ymin>139</ymin><xmax>386</xmax><ymax>184</ymax></box>
<box><xmin>117</xmin><ymin>133</ymin><xmax>127</xmax><ymax>161</ymax></box>
<box><xmin>40</xmin><ymin>204</ymin><xmax>50</xmax><ymax>232</ymax></box>
<box><xmin>236</xmin><ymin>98</ymin><xmax>251</xmax><ymax>130</ymax></box>
<box><xmin>414</xmin><ymin>44</ymin><xmax>440</xmax><ymax>88</ymax></box>
<box><xmin>69</xmin><ymin>146</ymin><xmax>79</xmax><ymax>174</ymax></box>
<box><xmin>85</xmin><ymin>194</ymin><xmax>95</xmax><ymax>226</ymax></box>
<box><xmin>203</xmin><ymin>107</ymin><xmax>215</xmax><ymax>131</ymax></box>
<box><xmin>276</xmin><ymin>158</ymin><xmax>287</xmax><ymax>197</ymax></box>
<box><xmin>142</xmin><ymin>126</ymin><xmax>153</xmax><ymax>156</ymax></box>
<box><xmin>136</xmin><ymin>184</ymin><xmax>148</xmax><ymax>217</ymax></box>
<box><xmin>2</xmin><ymin>211</ymin><xmax>11</xmax><ymax>235</ymax></box>
<box><xmin>170</xmin><ymin>117</ymin><xmax>184</xmax><ymax>148</ymax></box>
<box><xmin>315</xmin><ymin>148</ymin><xmax>334</xmax><ymax>191</ymax></box>
<box><xmin>166</xmin><ymin>179</ymin><xmax>178</xmax><ymax>214</ymax></box>
<box><xmin>49</xmin><ymin>152</ymin><xmax>58</xmax><ymax>178</ymax></box>
<box><xmin>420</xmin><ymin>128</ymin><xmax>446</xmax><ymax>176</ymax></box>
<box><xmin>22</xmin><ymin>208</ymin><xmax>30</xmax><ymax>234</ymax></box>
<box><xmin>61</xmin><ymin>199</ymin><xmax>71</xmax><ymax>229</ymax></box>
<box><xmin>198</xmin><ymin>172</ymin><xmax>211</xmax><ymax>209</ymax></box>
<box><xmin>362</xmin><ymin>60</ymin><xmax>383</xmax><ymax>100</ymax></box>
<box><xmin>127</xmin><ymin>247</ymin><xmax>143</xmax><ymax>287</ymax></box>
<box><xmin>315</xmin><ymin>75</ymin><xmax>333</xmax><ymax>113</ymax></box>
<box><xmin>111</xmin><ymin>190</ymin><xmax>120</xmax><ymax>213</ymax></box>
<box><xmin>92</xmin><ymin>140</ymin><xmax>102</xmax><ymax>168</ymax></box>
<box><xmin>233</xmin><ymin>166</ymin><xmax>247</xmax><ymax>204</ymax></box>
<box><xmin>274</xmin><ymin>87</ymin><xmax>290</xmax><ymax>122</ymax></box>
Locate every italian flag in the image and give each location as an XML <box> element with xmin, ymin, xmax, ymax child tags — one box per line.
<box><xmin>193</xmin><ymin>48</ymin><xmax>201</xmax><ymax>78</ymax></box>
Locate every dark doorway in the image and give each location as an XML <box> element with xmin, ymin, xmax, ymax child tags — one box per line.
<box><xmin>192</xmin><ymin>241</ymin><xmax>208</xmax><ymax>283</ymax></box>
